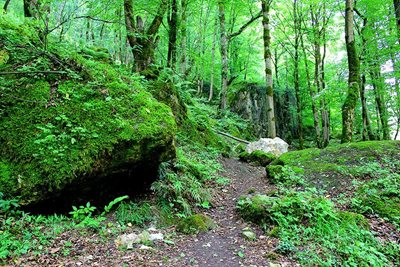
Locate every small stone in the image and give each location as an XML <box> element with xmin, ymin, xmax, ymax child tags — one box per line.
<box><xmin>139</xmin><ymin>245</ymin><xmax>154</xmax><ymax>251</ymax></box>
<box><xmin>269</xmin><ymin>263</ymin><xmax>281</xmax><ymax>267</ymax></box>
<box><xmin>149</xmin><ymin>233</ymin><xmax>164</xmax><ymax>241</ymax></box>
<box><xmin>242</xmin><ymin>230</ymin><xmax>256</xmax><ymax>241</ymax></box>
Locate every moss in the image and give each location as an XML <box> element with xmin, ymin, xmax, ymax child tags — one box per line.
<box><xmin>176</xmin><ymin>214</ymin><xmax>216</xmax><ymax>234</ymax></box>
<box><xmin>239</xmin><ymin>150</ymin><xmax>276</xmax><ymax>167</ymax></box>
<box><xmin>266</xmin><ymin>165</ymin><xmax>284</xmax><ymax>182</ymax></box>
<box><xmin>337</xmin><ymin>211</ymin><xmax>369</xmax><ymax>229</ymax></box>
<box><xmin>0</xmin><ymin>22</ymin><xmax>177</xmax><ymax>204</ymax></box>
<box><xmin>237</xmin><ymin>195</ymin><xmax>275</xmax><ymax>225</ymax></box>
<box><xmin>360</xmin><ymin>196</ymin><xmax>400</xmax><ymax>226</ymax></box>
<box><xmin>147</xmin><ymin>80</ymin><xmax>188</xmax><ymax>125</ymax></box>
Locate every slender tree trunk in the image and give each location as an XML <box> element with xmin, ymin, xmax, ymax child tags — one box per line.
<box><xmin>293</xmin><ymin>0</ymin><xmax>303</xmax><ymax>148</ymax></box>
<box><xmin>320</xmin><ymin>3</ymin><xmax>330</xmax><ymax>148</ymax></box>
<box><xmin>167</xmin><ymin>0</ymin><xmax>178</xmax><ymax>69</ymax></box>
<box><xmin>3</xmin><ymin>0</ymin><xmax>11</xmax><ymax>12</ymax></box>
<box><xmin>301</xmin><ymin>34</ymin><xmax>321</xmax><ymax>147</ymax></box>
<box><xmin>180</xmin><ymin>0</ymin><xmax>188</xmax><ymax>74</ymax></box>
<box><xmin>218</xmin><ymin>1</ymin><xmax>229</xmax><ymax>110</ymax></box>
<box><xmin>358</xmin><ymin>16</ymin><xmax>375</xmax><ymax>141</ymax></box>
<box><xmin>370</xmin><ymin>67</ymin><xmax>390</xmax><ymax>140</ymax></box>
<box><xmin>394</xmin><ymin>0</ymin><xmax>400</xmax><ymax>42</ymax></box>
<box><xmin>342</xmin><ymin>0</ymin><xmax>360</xmax><ymax>143</ymax></box>
<box><xmin>262</xmin><ymin>0</ymin><xmax>276</xmax><ymax>138</ymax></box>
<box><xmin>209</xmin><ymin>17</ymin><xmax>218</xmax><ymax>102</ymax></box>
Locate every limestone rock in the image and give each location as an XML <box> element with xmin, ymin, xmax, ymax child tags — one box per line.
<box><xmin>246</xmin><ymin>137</ymin><xmax>289</xmax><ymax>157</ymax></box>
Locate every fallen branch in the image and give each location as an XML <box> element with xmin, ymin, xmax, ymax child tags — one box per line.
<box><xmin>0</xmin><ymin>71</ymin><xmax>67</xmax><ymax>75</ymax></box>
<box><xmin>214</xmin><ymin>129</ymin><xmax>250</xmax><ymax>144</ymax></box>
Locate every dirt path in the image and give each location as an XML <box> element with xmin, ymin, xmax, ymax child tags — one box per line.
<box><xmin>15</xmin><ymin>158</ymin><xmax>296</xmax><ymax>267</ymax></box>
<box><xmin>149</xmin><ymin>158</ymin><xmax>295</xmax><ymax>267</ymax></box>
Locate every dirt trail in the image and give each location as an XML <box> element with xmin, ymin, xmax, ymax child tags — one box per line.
<box><xmin>16</xmin><ymin>158</ymin><xmax>296</xmax><ymax>267</ymax></box>
<box><xmin>151</xmin><ymin>158</ymin><xmax>295</xmax><ymax>267</ymax></box>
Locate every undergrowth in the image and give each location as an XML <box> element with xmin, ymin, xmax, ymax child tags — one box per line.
<box><xmin>238</xmin><ymin>160</ymin><xmax>400</xmax><ymax>266</ymax></box>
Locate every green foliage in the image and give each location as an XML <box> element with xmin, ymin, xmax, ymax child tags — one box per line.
<box><xmin>237</xmin><ymin>190</ymin><xmax>398</xmax><ymax>266</ymax></box>
<box><xmin>116</xmin><ymin>201</ymin><xmax>153</xmax><ymax>226</ymax></box>
<box><xmin>151</xmin><ymin>145</ymin><xmax>221</xmax><ymax>215</ymax></box>
<box><xmin>69</xmin><ymin>202</ymin><xmax>96</xmax><ymax>222</ymax></box>
<box><xmin>176</xmin><ymin>214</ymin><xmax>216</xmax><ymax>234</ymax></box>
<box><xmin>103</xmin><ymin>195</ymin><xmax>129</xmax><ymax>214</ymax></box>
<box><xmin>0</xmin><ymin>192</ymin><xmax>20</xmax><ymax>218</ymax></box>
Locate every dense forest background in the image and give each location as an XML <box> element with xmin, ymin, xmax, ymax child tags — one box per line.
<box><xmin>2</xmin><ymin>0</ymin><xmax>400</xmax><ymax>146</ymax></box>
<box><xmin>1</xmin><ymin>1</ymin><xmax>400</xmax><ymax>266</ymax></box>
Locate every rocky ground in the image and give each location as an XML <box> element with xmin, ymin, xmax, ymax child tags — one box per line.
<box><xmin>13</xmin><ymin>158</ymin><xmax>297</xmax><ymax>267</ymax></box>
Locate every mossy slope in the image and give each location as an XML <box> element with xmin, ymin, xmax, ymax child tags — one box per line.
<box><xmin>0</xmin><ymin>19</ymin><xmax>177</xmax><ymax>204</ymax></box>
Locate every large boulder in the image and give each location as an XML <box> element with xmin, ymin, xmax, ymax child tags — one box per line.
<box><xmin>0</xmin><ymin>21</ymin><xmax>177</xmax><ymax>205</ymax></box>
<box><xmin>246</xmin><ymin>137</ymin><xmax>289</xmax><ymax>157</ymax></box>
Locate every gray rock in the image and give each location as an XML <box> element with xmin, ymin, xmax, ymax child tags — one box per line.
<box><xmin>246</xmin><ymin>137</ymin><xmax>289</xmax><ymax>157</ymax></box>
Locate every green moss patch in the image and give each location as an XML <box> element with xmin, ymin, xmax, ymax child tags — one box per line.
<box><xmin>176</xmin><ymin>214</ymin><xmax>216</xmax><ymax>234</ymax></box>
<box><xmin>239</xmin><ymin>150</ymin><xmax>276</xmax><ymax>166</ymax></box>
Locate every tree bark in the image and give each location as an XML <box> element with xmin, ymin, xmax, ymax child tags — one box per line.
<box><xmin>394</xmin><ymin>0</ymin><xmax>400</xmax><ymax>42</ymax></box>
<box><xmin>218</xmin><ymin>1</ymin><xmax>229</xmax><ymax>109</ymax></box>
<box><xmin>180</xmin><ymin>0</ymin><xmax>188</xmax><ymax>74</ymax></box>
<box><xmin>167</xmin><ymin>0</ymin><xmax>178</xmax><ymax>69</ymax></box>
<box><xmin>370</xmin><ymin>67</ymin><xmax>390</xmax><ymax>140</ymax></box>
<box><xmin>342</xmin><ymin>0</ymin><xmax>360</xmax><ymax>143</ymax></box>
<box><xmin>3</xmin><ymin>0</ymin><xmax>11</xmax><ymax>12</ymax></box>
<box><xmin>293</xmin><ymin>0</ymin><xmax>303</xmax><ymax>149</ymax></box>
<box><xmin>262</xmin><ymin>0</ymin><xmax>276</xmax><ymax>138</ymax></box>
<box><xmin>124</xmin><ymin>0</ymin><xmax>168</xmax><ymax>72</ymax></box>
<box><xmin>209</xmin><ymin>16</ymin><xmax>218</xmax><ymax>102</ymax></box>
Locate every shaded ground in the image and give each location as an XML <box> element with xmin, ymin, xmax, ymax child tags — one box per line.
<box><xmin>13</xmin><ymin>158</ymin><xmax>296</xmax><ymax>267</ymax></box>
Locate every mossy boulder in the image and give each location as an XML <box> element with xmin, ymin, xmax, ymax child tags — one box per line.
<box><xmin>147</xmin><ymin>80</ymin><xmax>188</xmax><ymax>125</ymax></box>
<box><xmin>176</xmin><ymin>214</ymin><xmax>216</xmax><ymax>234</ymax></box>
<box><xmin>239</xmin><ymin>150</ymin><xmax>276</xmax><ymax>167</ymax></box>
<box><xmin>0</xmin><ymin>20</ymin><xmax>177</xmax><ymax>204</ymax></box>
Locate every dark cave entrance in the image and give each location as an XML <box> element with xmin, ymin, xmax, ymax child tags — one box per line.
<box><xmin>24</xmin><ymin>164</ymin><xmax>160</xmax><ymax>215</ymax></box>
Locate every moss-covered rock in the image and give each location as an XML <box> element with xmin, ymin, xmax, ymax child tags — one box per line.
<box><xmin>147</xmin><ymin>80</ymin><xmax>188</xmax><ymax>125</ymax></box>
<box><xmin>239</xmin><ymin>150</ymin><xmax>276</xmax><ymax>167</ymax></box>
<box><xmin>176</xmin><ymin>214</ymin><xmax>216</xmax><ymax>234</ymax></box>
<box><xmin>0</xmin><ymin>20</ymin><xmax>177</xmax><ymax>204</ymax></box>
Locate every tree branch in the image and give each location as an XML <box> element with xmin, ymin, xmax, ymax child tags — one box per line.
<box><xmin>228</xmin><ymin>11</ymin><xmax>262</xmax><ymax>41</ymax></box>
<box><xmin>0</xmin><ymin>71</ymin><xmax>67</xmax><ymax>75</ymax></box>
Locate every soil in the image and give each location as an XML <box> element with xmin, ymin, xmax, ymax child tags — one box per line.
<box><xmin>13</xmin><ymin>158</ymin><xmax>297</xmax><ymax>267</ymax></box>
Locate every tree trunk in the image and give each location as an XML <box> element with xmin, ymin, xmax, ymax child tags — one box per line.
<box><xmin>394</xmin><ymin>0</ymin><xmax>400</xmax><ymax>42</ymax></box>
<box><xmin>167</xmin><ymin>0</ymin><xmax>178</xmax><ymax>69</ymax></box>
<box><xmin>293</xmin><ymin>0</ymin><xmax>303</xmax><ymax>149</ymax></box>
<box><xmin>3</xmin><ymin>0</ymin><xmax>11</xmax><ymax>12</ymax></box>
<box><xmin>180</xmin><ymin>0</ymin><xmax>188</xmax><ymax>74</ymax></box>
<box><xmin>370</xmin><ymin>67</ymin><xmax>390</xmax><ymax>140</ymax></box>
<box><xmin>342</xmin><ymin>0</ymin><xmax>360</xmax><ymax>143</ymax></box>
<box><xmin>218</xmin><ymin>1</ymin><xmax>229</xmax><ymax>110</ymax></box>
<box><xmin>209</xmin><ymin>16</ymin><xmax>218</xmax><ymax>102</ymax></box>
<box><xmin>301</xmin><ymin>34</ymin><xmax>321</xmax><ymax>147</ymax></box>
<box><xmin>262</xmin><ymin>0</ymin><xmax>276</xmax><ymax>138</ymax></box>
<box><xmin>124</xmin><ymin>0</ymin><xmax>167</xmax><ymax>72</ymax></box>
<box><xmin>358</xmin><ymin>15</ymin><xmax>375</xmax><ymax>141</ymax></box>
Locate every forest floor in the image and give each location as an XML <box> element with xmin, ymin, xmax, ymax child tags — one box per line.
<box><xmin>14</xmin><ymin>158</ymin><xmax>297</xmax><ymax>267</ymax></box>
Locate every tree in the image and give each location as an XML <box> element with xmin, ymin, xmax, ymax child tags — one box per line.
<box><xmin>262</xmin><ymin>0</ymin><xmax>276</xmax><ymax>138</ymax></box>
<box><xmin>167</xmin><ymin>0</ymin><xmax>178</xmax><ymax>69</ymax></box>
<box><xmin>342</xmin><ymin>0</ymin><xmax>360</xmax><ymax>143</ymax></box>
<box><xmin>394</xmin><ymin>0</ymin><xmax>400</xmax><ymax>42</ymax></box>
<box><xmin>124</xmin><ymin>0</ymin><xmax>168</xmax><ymax>72</ymax></box>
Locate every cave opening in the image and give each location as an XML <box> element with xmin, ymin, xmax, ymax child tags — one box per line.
<box><xmin>24</xmin><ymin>164</ymin><xmax>160</xmax><ymax>215</ymax></box>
